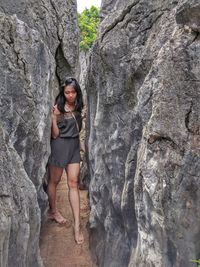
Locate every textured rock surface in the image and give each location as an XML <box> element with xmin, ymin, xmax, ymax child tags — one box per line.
<box><xmin>78</xmin><ymin>50</ymin><xmax>90</xmax><ymax>103</ymax></box>
<box><xmin>0</xmin><ymin>126</ymin><xmax>42</xmax><ymax>267</ymax></box>
<box><xmin>77</xmin><ymin>50</ymin><xmax>91</xmax><ymax>190</ymax></box>
<box><xmin>86</xmin><ymin>0</ymin><xmax>200</xmax><ymax>266</ymax></box>
<box><xmin>0</xmin><ymin>0</ymin><xmax>79</xmax><ymax>80</ymax></box>
<box><xmin>0</xmin><ymin>0</ymin><xmax>79</xmax><ymax>266</ymax></box>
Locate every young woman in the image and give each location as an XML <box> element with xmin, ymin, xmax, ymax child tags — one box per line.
<box><xmin>47</xmin><ymin>77</ymin><xmax>84</xmax><ymax>245</ymax></box>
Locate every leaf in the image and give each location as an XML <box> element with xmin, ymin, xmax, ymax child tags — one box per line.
<box><xmin>78</xmin><ymin>6</ymin><xmax>100</xmax><ymax>51</ymax></box>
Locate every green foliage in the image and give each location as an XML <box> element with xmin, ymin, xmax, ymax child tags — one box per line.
<box><xmin>191</xmin><ymin>259</ymin><xmax>200</xmax><ymax>267</ymax></box>
<box><xmin>78</xmin><ymin>6</ymin><xmax>100</xmax><ymax>50</ymax></box>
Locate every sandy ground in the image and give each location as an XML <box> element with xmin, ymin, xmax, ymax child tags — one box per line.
<box><xmin>40</xmin><ymin>171</ymin><xmax>96</xmax><ymax>267</ymax></box>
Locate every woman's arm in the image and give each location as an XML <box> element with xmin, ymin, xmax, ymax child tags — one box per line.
<box><xmin>51</xmin><ymin>105</ymin><xmax>60</xmax><ymax>139</ymax></box>
<box><xmin>51</xmin><ymin>114</ymin><xmax>59</xmax><ymax>139</ymax></box>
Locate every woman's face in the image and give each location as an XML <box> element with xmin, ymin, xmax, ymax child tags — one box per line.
<box><xmin>64</xmin><ymin>85</ymin><xmax>77</xmax><ymax>104</ymax></box>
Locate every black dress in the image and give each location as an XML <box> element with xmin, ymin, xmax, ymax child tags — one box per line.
<box><xmin>48</xmin><ymin>111</ymin><xmax>82</xmax><ymax>168</ymax></box>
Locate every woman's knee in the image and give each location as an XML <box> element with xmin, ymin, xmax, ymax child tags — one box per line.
<box><xmin>48</xmin><ymin>165</ymin><xmax>63</xmax><ymax>185</ymax></box>
<box><xmin>68</xmin><ymin>179</ymin><xmax>78</xmax><ymax>189</ymax></box>
<box><xmin>48</xmin><ymin>172</ymin><xmax>62</xmax><ymax>185</ymax></box>
<box><xmin>49</xmin><ymin>177</ymin><xmax>61</xmax><ymax>185</ymax></box>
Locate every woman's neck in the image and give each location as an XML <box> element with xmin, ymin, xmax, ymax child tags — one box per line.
<box><xmin>65</xmin><ymin>102</ymin><xmax>75</xmax><ymax>111</ymax></box>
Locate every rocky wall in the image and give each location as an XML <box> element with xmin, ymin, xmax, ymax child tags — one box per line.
<box><xmin>86</xmin><ymin>0</ymin><xmax>200</xmax><ymax>266</ymax></box>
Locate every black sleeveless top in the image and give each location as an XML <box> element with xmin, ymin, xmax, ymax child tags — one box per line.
<box><xmin>56</xmin><ymin>111</ymin><xmax>82</xmax><ymax>138</ymax></box>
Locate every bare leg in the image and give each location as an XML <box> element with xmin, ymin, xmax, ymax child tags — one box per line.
<box><xmin>47</xmin><ymin>164</ymin><xmax>66</xmax><ymax>224</ymax></box>
<box><xmin>66</xmin><ymin>163</ymin><xmax>84</xmax><ymax>244</ymax></box>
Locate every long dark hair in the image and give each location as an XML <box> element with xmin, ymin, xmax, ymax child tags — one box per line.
<box><xmin>55</xmin><ymin>77</ymin><xmax>84</xmax><ymax>113</ymax></box>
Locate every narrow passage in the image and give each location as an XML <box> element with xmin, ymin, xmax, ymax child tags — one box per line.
<box><xmin>40</xmin><ymin>171</ymin><xmax>96</xmax><ymax>267</ymax></box>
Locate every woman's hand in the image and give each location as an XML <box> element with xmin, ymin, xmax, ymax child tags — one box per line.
<box><xmin>51</xmin><ymin>105</ymin><xmax>60</xmax><ymax>138</ymax></box>
<box><xmin>53</xmin><ymin>104</ymin><xmax>61</xmax><ymax>115</ymax></box>
<box><xmin>52</xmin><ymin>104</ymin><xmax>60</xmax><ymax>120</ymax></box>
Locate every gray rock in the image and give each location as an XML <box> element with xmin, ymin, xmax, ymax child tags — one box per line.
<box><xmin>0</xmin><ymin>125</ymin><xmax>42</xmax><ymax>267</ymax></box>
<box><xmin>78</xmin><ymin>50</ymin><xmax>90</xmax><ymax>103</ymax></box>
<box><xmin>0</xmin><ymin>11</ymin><xmax>54</xmax><ymax>229</ymax></box>
<box><xmin>0</xmin><ymin>0</ymin><xmax>79</xmax><ymax>79</ymax></box>
<box><xmin>176</xmin><ymin>0</ymin><xmax>200</xmax><ymax>32</ymax></box>
<box><xmin>86</xmin><ymin>0</ymin><xmax>200</xmax><ymax>266</ymax></box>
<box><xmin>77</xmin><ymin>50</ymin><xmax>91</xmax><ymax>190</ymax></box>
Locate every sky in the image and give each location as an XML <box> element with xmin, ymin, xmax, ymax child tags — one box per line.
<box><xmin>77</xmin><ymin>0</ymin><xmax>101</xmax><ymax>13</ymax></box>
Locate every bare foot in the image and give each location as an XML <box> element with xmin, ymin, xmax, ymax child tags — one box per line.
<box><xmin>48</xmin><ymin>210</ymin><xmax>67</xmax><ymax>225</ymax></box>
<box><xmin>74</xmin><ymin>226</ymin><xmax>84</xmax><ymax>245</ymax></box>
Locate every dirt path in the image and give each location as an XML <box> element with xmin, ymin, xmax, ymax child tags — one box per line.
<box><xmin>40</xmin><ymin>171</ymin><xmax>96</xmax><ymax>267</ymax></box>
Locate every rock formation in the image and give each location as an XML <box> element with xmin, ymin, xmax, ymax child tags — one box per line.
<box><xmin>78</xmin><ymin>50</ymin><xmax>90</xmax><ymax>103</ymax></box>
<box><xmin>0</xmin><ymin>0</ymin><xmax>79</xmax><ymax>266</ymax></box>
<box><xmin>78</xmin><ymin>49</ymin><xmax>90</xmax><ymax>189</ymax></box>
<box><xmin>86</xmin><ymin>0</ymin><xmax>200</xmax><ymax>266</ymax></box>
